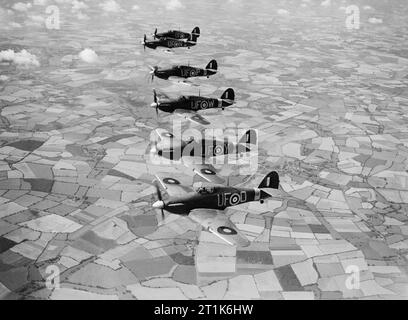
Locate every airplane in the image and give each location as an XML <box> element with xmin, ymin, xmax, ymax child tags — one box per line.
<box><xmin>152</xmin><ymin>170</ymin><xmax>280</xmax><ymax>247</ymax></box>
<box><xmin>142</xmin><ymin>33</ymin><xmax>199</xmax><ymax>51</ymax></box>
<box><xmin>152</xmin><ymin>127</ymin><xmax>257</xmax><ymax>161</ymax></box>
<box><xmin>148</xmin><ymin>60</ymin><xmax>217</xmax><ymax>82</ymax></box>
<box><xmin>150</xmin><ymin>88</ymin><xmax>235</xmax><ymax>125</ymax></box>
<box><xmin>153</xmin><ymin>26</ymin><xmax>200</xmax><ymax>41</ymax></box>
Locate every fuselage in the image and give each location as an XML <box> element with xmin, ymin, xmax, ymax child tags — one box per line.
<box><xmin>159</xmin><ymin>187</ymin><xmax>267</xmax><ymax>215</ymax></box>
<box><xmin>157</xmin><ymin>139</ymin><xmax>248</xmax><ymax>160</ymax></box>
<box><xmin>155</xmin><ymin>66</ymin><xmax>216</xmax><ymax>80</ymax></box>
<box><xmin>157</xmin><ymin>96</ymin><xmax>232</xmax><ymax>113</ymax></box>
<box><xmin>145</xmin><ymin>38</ymin><xmax>196</xmax><ymax>49</ymax></box>
<box><xmin>156</xmin><ymin>30</ymin><xmax>190</xmax><ymax>40</ymax></box>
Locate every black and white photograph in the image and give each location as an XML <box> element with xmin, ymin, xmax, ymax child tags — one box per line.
<box><xmin>0</xmin><ymin>0</ymin><xmax>407</xmax><ymax>304</ymax></box>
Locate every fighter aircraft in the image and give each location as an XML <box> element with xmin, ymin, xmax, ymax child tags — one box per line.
<box><xmin>152</xmin><ymin>170</ymin><xmax>280</xmax><ymax>246</ymax></box>
<box><xmin>142</xmin><ymin>33</ymin><xmax>199</xmax><ymax>51</ymax></box>
<box><xmin>153</xmin><ymin>26</ymin><xmax>200</xmax><ymax>41</ymax></box>
<box><xmin>148</xmin><ymin>60</ymin><xmax>217</xmax><ymax>82</ymax></box>
<box><xmin>150</xmin><ymin>88</ymin><xmax>235</xmax><ymax>125</ymax></box>
<box><xmin>152</xmin><ymin>127</ymin><xmax>256</xmax><ymax>160</ymax></box>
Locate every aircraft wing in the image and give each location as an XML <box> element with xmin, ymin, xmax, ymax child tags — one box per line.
<box><xmin>174</xmin><ymin>109</ymin><xmax>211</xmax><ymax>125</ymax></box>
<box><xmin>156</xmin><ymin>91</ymin><xmax>172</xmax><ymax>101</ymax></box>
<box><xmin>189</xmin><ymin>209</ymin><xmax>250</xmax><ymax>247</ymax></box>
<box><xmin>181</xmin><ymin>157</ymin><xmax>226</xmax><ymax>185</ymax></box>
<box><xmin>154</xmin><ymin>173</ymin><xmax>194</xmax><ymax>197</ymax></box>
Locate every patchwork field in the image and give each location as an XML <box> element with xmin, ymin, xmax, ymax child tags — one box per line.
<box><xmin>0</xmin><ymin>0</ymin><xmax>408</xmax><ymax>299</ymax></box>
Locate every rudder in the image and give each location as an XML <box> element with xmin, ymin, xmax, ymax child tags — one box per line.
<box><xmin>238</xmin><ymin>129</ymin><xmax>257</xmax><ymax>145</ymax></box>
<box><xmin>192</xmin><ymin>26</ymin><xmax>200</xmax><ymax>37</ymax></box>
<box><xmin>221</xmin><ymin>88</ymin><xmax>234</xmax><ymax>101</ymax></box>
<box><xmin>258</xmin><ymin>171</ymin><xmax>279</xmax><ymax>189</ymax></box>
<box><xmin>205</xmin><ymin>59</ymin><xmax>218</xmax><ymax>71</ymax></box>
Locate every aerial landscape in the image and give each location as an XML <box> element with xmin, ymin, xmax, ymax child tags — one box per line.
<box><xmin>0</xmin><ymin>0</ymin><xmax>408</xmax><ymax>300</ymax></box>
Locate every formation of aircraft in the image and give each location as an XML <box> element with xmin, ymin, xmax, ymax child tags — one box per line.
<box><xmin>148</xmin><ymin>60</ymin><xmax>218</xmax><ymax>82</ymax></box>
<box><xmin>152</xmin><ymin>171</ymin><xmax>280</xmax><ymax>246</ymax></box>
<box><xmin>150</xmin><ymin>88</ymin><xmax>235</xmax><ymax>125</ymax></box>
<box><xmin>152</xmin><ymin>128</ymin><xmax>257</xmax><ymax>160</ymax></box>
<box><xmin>142</xmin><ymin>26</ymin><xmax>281</xmax><ymax>248</ymax></box>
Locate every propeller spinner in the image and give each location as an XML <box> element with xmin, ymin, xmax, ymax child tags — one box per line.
<box><xmin>152</xmin><ymin>180</ymin><xmax>165</xmax><ymax>220</ymax></box>
<box><xmin>148</xmin><ymin>65</ymin><xmax>158</xmax><ymax>82</ymax></box>
<box><xmin>151</xmin><ymin>89</ymin><xmax>159</xmax><ymax>116</ymax></box>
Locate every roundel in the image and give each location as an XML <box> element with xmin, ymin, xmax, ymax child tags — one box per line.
<box><xmin>163</xmin><ymin>177</ymin><xmax>180</xmax><ymax>185</ymax></box>
<box><xmin>217</xmin><ymin>226</ymin><xmax>237</xmax><ymax>235</ymax></box>
<box><xmin>163</xmin><ymin>132</ymin><xmax>174</xmax><ymax>138</ymax></box>
<box><xmin>201</xmin><ymin>168</ymin><xmax>215</xmax><ymax>175</ymax></box>
<box><xmin>201</xmin><ymin>101</ymin><xmax>209</xmax><ymax>109</ymax></box>
<box><xmin>190</xmin><ymin>69</ymin><xmax>196</xmax><ymax>77</ymax></box>
<box><xmin>214</xmin><ymin>145</ymin><xmax>224</xmax><ymax>155</ymax></box>
<box><xmin>229</xmin><ymin>193</ymin><xmax>241</xmax><ymax>205</ymax></box>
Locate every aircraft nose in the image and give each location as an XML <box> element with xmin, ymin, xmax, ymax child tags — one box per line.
<box><xmin>151</xmin><ymin>102</ymin><xmax>158</xmax><ymax>108</ymax></box>
<box><xmin>152</xmin><ymin>200</ymin><xmax>164</xmax><ymax>209</ymax></box>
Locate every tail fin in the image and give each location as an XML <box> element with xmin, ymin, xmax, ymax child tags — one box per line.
<box><xmin>258</xmin><ymin>171</ymin><xmax>279</xmax><ymax>189</ymax></box>
<box><xmin>238</xmin><ymin>129</ymin><xmax>257</xmax><ymax>146</ymax></box>
<box><xmin>221</xmin><ymin>88</ymin><xmax>234</xmax><ymax>101</ymax></box>
<box><xmin>192</xmin><ymin>26</ymin><xmax>200</xmax><ymax>37</ymax></box>
<box><xmin>205</xmin><ymin>59</ymin><xmax>217</xmax><ymax>71</ymax></box>
<box><xmin>189</xmin><ymin>33</ymin><xmax>199</xmax><ymax>43</ymax></box>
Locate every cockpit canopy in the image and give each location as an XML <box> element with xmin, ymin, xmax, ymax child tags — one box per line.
<box><xmin>196</xmin><ymin>186</ymin><xmax>215</xmax><ymax>194</ymax></box>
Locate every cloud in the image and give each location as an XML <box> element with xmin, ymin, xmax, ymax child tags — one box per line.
<box><xmin>0</xmin><ymin>75</ymin><xmax>9</xmax><ymax>82</ymax></box>
<box><xmin>0</xmin><ymin>49</ymin><xmax>40</xmax><ymax>67</ymax></box>
<box><xmin>12</xmin><ymin>2</ymin><xmax>33</xmax><ymax>12</ymax></box>
<box><xmin>321</xmin><ymin>0</ymin><xmax>331</xmax><ymax>7</ymax></box>
<box><xmin>165</xmin><ymin>0</ymin><xmax>184</xmax><ymax>10</ymax></box>
<box><xmin>368</xmin><ymin>17</ymin><xmax>383</xmax><ymax>24</ymax></box>
<box><xmin>34</xmin><ymin>0</ymin><xmax>47</xmax><ymax>5</ymax></box>
<box><xmin>9</xmin><ymin>22</ymin><xmax>23</xmax><ymax>28</ymax></box>
<box><xmin>100</xmin><ymin>0</ymin><xmax>122</xmax><ymax>12</ymax></box>
<box><xmin>72</xmin><ymin>0</ymin><xmax>88</xmax><ymax>11</ymax></box>
<box><xmin>132</xmin><ymin>5</ymin><xmax>140</xmax><ymax>10</ymax></box>
<box><xmin>76</xmin><ymin>12</ymin><xmax>89</xmax><ymax>20</ymax></box>
<box><xmin>277</xmin><ymin>9</ymin><xmax>289</xmax><ymax>15</ymax></box>
<box><xmin>78</xmin><ymin>48</ymin><xmax>99</xmax><ymax>63</ymax></box>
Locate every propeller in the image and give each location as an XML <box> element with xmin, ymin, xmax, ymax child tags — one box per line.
<box><xmin>152</xmin><ymin>89</ymin><xmax>159</xmax><ymax>116</ymax></box>
<box><xmin>153</xmin><ymin>180</ymin><xmax>165</xmax><ymax>220</ymax></box>
<box><xmin>148</xmin><ymin>65</ymin><xmax>158</xmax><ymax>82</ymax></box>
<box><xmin>143</xmin><ymin>34</ymin><xmax>146</xmax><ymax>51</ymax></box>
<box><xmin>154</xmin><ymin>28</ymin><xmax>158</xmax><ymax>38</ymax></box>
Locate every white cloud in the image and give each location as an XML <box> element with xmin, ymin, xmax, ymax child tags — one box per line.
<box><xmin>0</xmin><ymin>75</ymin><xmax>9</xmax><ymax>82</ymax></box>
<box><xmin>368</xmin><ymin>17</ymin><xmax>383</xmax><ymax>24</ymax></box>
<box><xmin>277</xmin><ymin>9</ymin><xmax>289</xmax><ymax>15</ymax></box>
<box><xmin>100</xmin><ymin>0</ymin><xmax>122</xmax><ymax>12</ymax></box>
<box><xmin>9</xmin><ymin>22</ymin><xmax>23</xmax><ymax>28</ymax></box>
<box><xmin>78</xmin><ymin>48</ymin><xmax>99</xmax><ymax>63</ymax></box>
<box><xmin>165</xmin><ymin>0</ymin><xmax>184</xmax><ymax>10</ymax></box>
<box><xmin>132</xmin><ymin>5</ymin><xmax>140</xmax><ymax>10</ymax></box>
<box><xmin>321</xmin><ymin>0</ymin><xmax>331</xmax><ymax>7</ymax></box>
<box><xmin>363</xmin><ymin>5</ymin><xmax>372</xmax><ymax>10</ymax></box>
<box><xmin>34</xmin><ymin>0</ymin><xmax>47</xmax><ymax>5</ymax></box>
<box><xmin>72</xmin><ymin>0</ymin><xmax>88</xmax><ymax>11</ymax></box>
<box><xmin>76</xmin><ymin>12</ymin><xmax>89</xmax><ymax>20</ymax></box>
<box><xmin>0</xmin><ymin>49</ymin><xmax>40</xmax><ymax>67</ymax></box>
<box><xmin>12</xmin><ymin>2</ymin><xmax>33</xmax><ymax>12</ymax></box>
